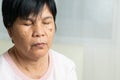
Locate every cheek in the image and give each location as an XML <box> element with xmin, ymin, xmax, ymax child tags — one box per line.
<box><xmin>13</xmin><ymin>31</ymin><xmax>32</xmax><ymax>53</ymax></box>
<box><xmin>12</xmin><ymin>30</ymin><xmax>31</xmax><ymax>46</ymax></box>
<box><xmin>47</xmin><ymin>31</ymin><xmax>54</xmax><ymax>45</ymax></box>
<box><xmin>45</xmin><ymin>23</ymin><xmax>55</xmax><ymax>33</ymax></box>
<box><xmin>45</xmin><ymin>25</ymin><xmax>55</xmax><ymax>40</ymax></box>
<box><xmin>45</xmin><ymin>26</ymin><xmax>54</xmax><ymax>33</ymax></box>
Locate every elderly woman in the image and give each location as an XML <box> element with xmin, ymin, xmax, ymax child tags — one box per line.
<box><xmin>0</xmin><ymin>0</ymin><xmax>77</xmax><ymax>80</ymax></box>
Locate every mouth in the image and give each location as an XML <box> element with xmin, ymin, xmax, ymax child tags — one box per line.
<box><xmin>32</xmin><ymin>42</ymin><xmax>47</xmax><ymax>49</ymax></box>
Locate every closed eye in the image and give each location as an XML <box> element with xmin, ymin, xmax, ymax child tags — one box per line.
<box><xmin>42</xmin><ymin>16</ymin><xmax>53</xmax><ymax>25</ymax></box>
<box><xmin>21</xmin><ymin>17</ymin><xmax>34</xmax><ymax>26</ymax></box>
<box><xmin>42</xmin><ymin>21</ymin><xmax>51</xmax><ymax>25</ymax></box>
<box><xmin>23</xmin><ymin>23</ymin><xmax>33</xmax><ymax>26</ymax></box>
<box><xmin>22</xmin><ymin>20</ymin><xmax>34</xmax><ymax>26</ymax></box>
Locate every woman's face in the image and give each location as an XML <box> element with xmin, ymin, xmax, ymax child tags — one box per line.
<box><xmin>8</xmin><ymin>5</ymin><xmax>55</xmax><ymax>60</ymax></box>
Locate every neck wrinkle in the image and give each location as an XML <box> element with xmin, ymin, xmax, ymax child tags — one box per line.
<box><xmin>8</xmin><ymin>46</ymin><xmax>49</xmax><ymax>79</ymax></box>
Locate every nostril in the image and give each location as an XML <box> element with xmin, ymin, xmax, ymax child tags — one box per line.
<box><xmin>32</xmin><ymin>31</ymin><xmax>45</xmax><ymax>37</ymax></box>
<box><xmin>41</xmin><ymin>34</ymin><xmax>45</xmax><ymax>36</ymax></box>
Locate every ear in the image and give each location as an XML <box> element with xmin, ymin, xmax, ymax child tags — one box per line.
<box><xmin>7</xmin><ymin>28</ymin><xmax>13</xmax><ymax>38</ymax></box>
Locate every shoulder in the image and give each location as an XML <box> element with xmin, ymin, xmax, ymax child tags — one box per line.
<box><xmin>0</xmin><ymin>52</ymin><xmax>8</xmax><ymax>69</ymax></box>
<box><xmin>0</xmin><ymin>53</ymin><xmax>5</xmax><ymax>66</ymax></box>
<box><xmin>0</xmin><ymin>52</ymin><xmax>17</xmax><ymax>79</ymax></box>
<box><xmin>50</xmin><ymin>49</ymin><xmax>76</xmax><ymax>68</ymax></box>
<box><xmin>0</xmin><ymin>51</ymin><xmax>12</xmax><ymax>71</ymax></box>
<box><xmin>0</xmin><ymin>52</ymin><xmax>8</xmax><ymax>77</ymax></box>
<box><xmin>49</xmin><ymin>49</ymin><xmax>77</xmax><ymax>79</ymax></box>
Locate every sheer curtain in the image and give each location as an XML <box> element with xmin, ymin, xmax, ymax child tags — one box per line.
<box><xmin>55</xmin><ymin>0</ymin><xmax>120</xmax><ymax>80</ymax></box>
<box><xmin>114</xmin><ymin>0</ymin><xmax>120</xmax><ymax>80</ymax></box>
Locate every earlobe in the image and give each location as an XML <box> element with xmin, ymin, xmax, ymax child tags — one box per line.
<box><xmin>7</xmin><ymin>28</ymin><xmax>14</xmax><ymax>43</ymax></box>
<box><xmin>7</xmin><ymin>28</ymin><xmax>13</xmax><ymax>38</ymax></box>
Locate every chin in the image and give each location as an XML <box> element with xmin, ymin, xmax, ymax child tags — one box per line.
<box><xmin>32</xmin><ymin>49</ymin><xmax>49</xmax><ymax>57</ymax></box>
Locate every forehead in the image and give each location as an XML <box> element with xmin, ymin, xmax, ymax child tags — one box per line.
<box><xmin>29</xmin><ymin>4</ymin><xmax>53</xmax><ymax>20</ymax></box>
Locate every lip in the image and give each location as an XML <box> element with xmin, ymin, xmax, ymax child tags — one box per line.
<box><xmin>32</xmin><ymin>42</ymin><xmax>47</xmax><ymax>49</ymax></box>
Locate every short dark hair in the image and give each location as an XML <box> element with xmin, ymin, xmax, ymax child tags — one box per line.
<box><xmin>2</xmin><ymin>0</ymin><xmax>57</xmax><ymax>29</ymax></box>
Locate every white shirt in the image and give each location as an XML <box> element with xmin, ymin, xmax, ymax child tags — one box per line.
<box><xmin>0</xmin><ymin>49</ymin><xmax>77</xmax><ymax>80</ymax></box>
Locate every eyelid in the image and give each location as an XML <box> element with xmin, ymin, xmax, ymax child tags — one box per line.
<box><xmin>23</xmin><ymin>17</ymin><xmax>35</xmax><ymax>23</ymax></box>
<box><xmin>22</xmin><ymin>21</ymin><xmax>33</xmax><ymax>26</ymax></box>
<box><xmin>43</xmin><ymin>16</ymin><xmax>53</xmax><ymax>20</ymax></box>
<box><xmin>24</xmin><ymin>23</ymin><xmax>32</xmax><ymax>26</ymax></box>
<box><xmin>25</xmin><ymin>19</ymin><xmax>34</xmax><ymax>23</ymax></box>
<box><xmin>42</xmin><ymin>21</ymin><xmax>51</xmax><ymax>25</ymax></box>
<box><xmin>43</xmin><ymin>18</ymin><xmax>52</xmax><ymax>22</ymax></box>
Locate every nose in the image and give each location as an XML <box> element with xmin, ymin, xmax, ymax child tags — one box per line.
<box><xmin>32</xmin><ymin>24</ymin><xmax>46</xmax><ymax>37</ymax></box>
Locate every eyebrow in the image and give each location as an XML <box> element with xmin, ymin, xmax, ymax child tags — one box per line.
<box><xmin>24</xmin><ymin>17</ymin><xmax>34</xmax><ymax>22</ymax></box>
<box><xmin>21</xmin><ymin>16</ymin><xmax>53</xmax><ymax>22</ymax></box>
<box><xmin>42</xmin><ymin>16</ymin><xmax>53</xmax><ymax>20</ymax></box>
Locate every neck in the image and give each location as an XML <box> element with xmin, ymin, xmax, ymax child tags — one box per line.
<box><xmin>8</xmin><ymin>46</ymin><xmax>49</xmax><ymax>79</ymax></box>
